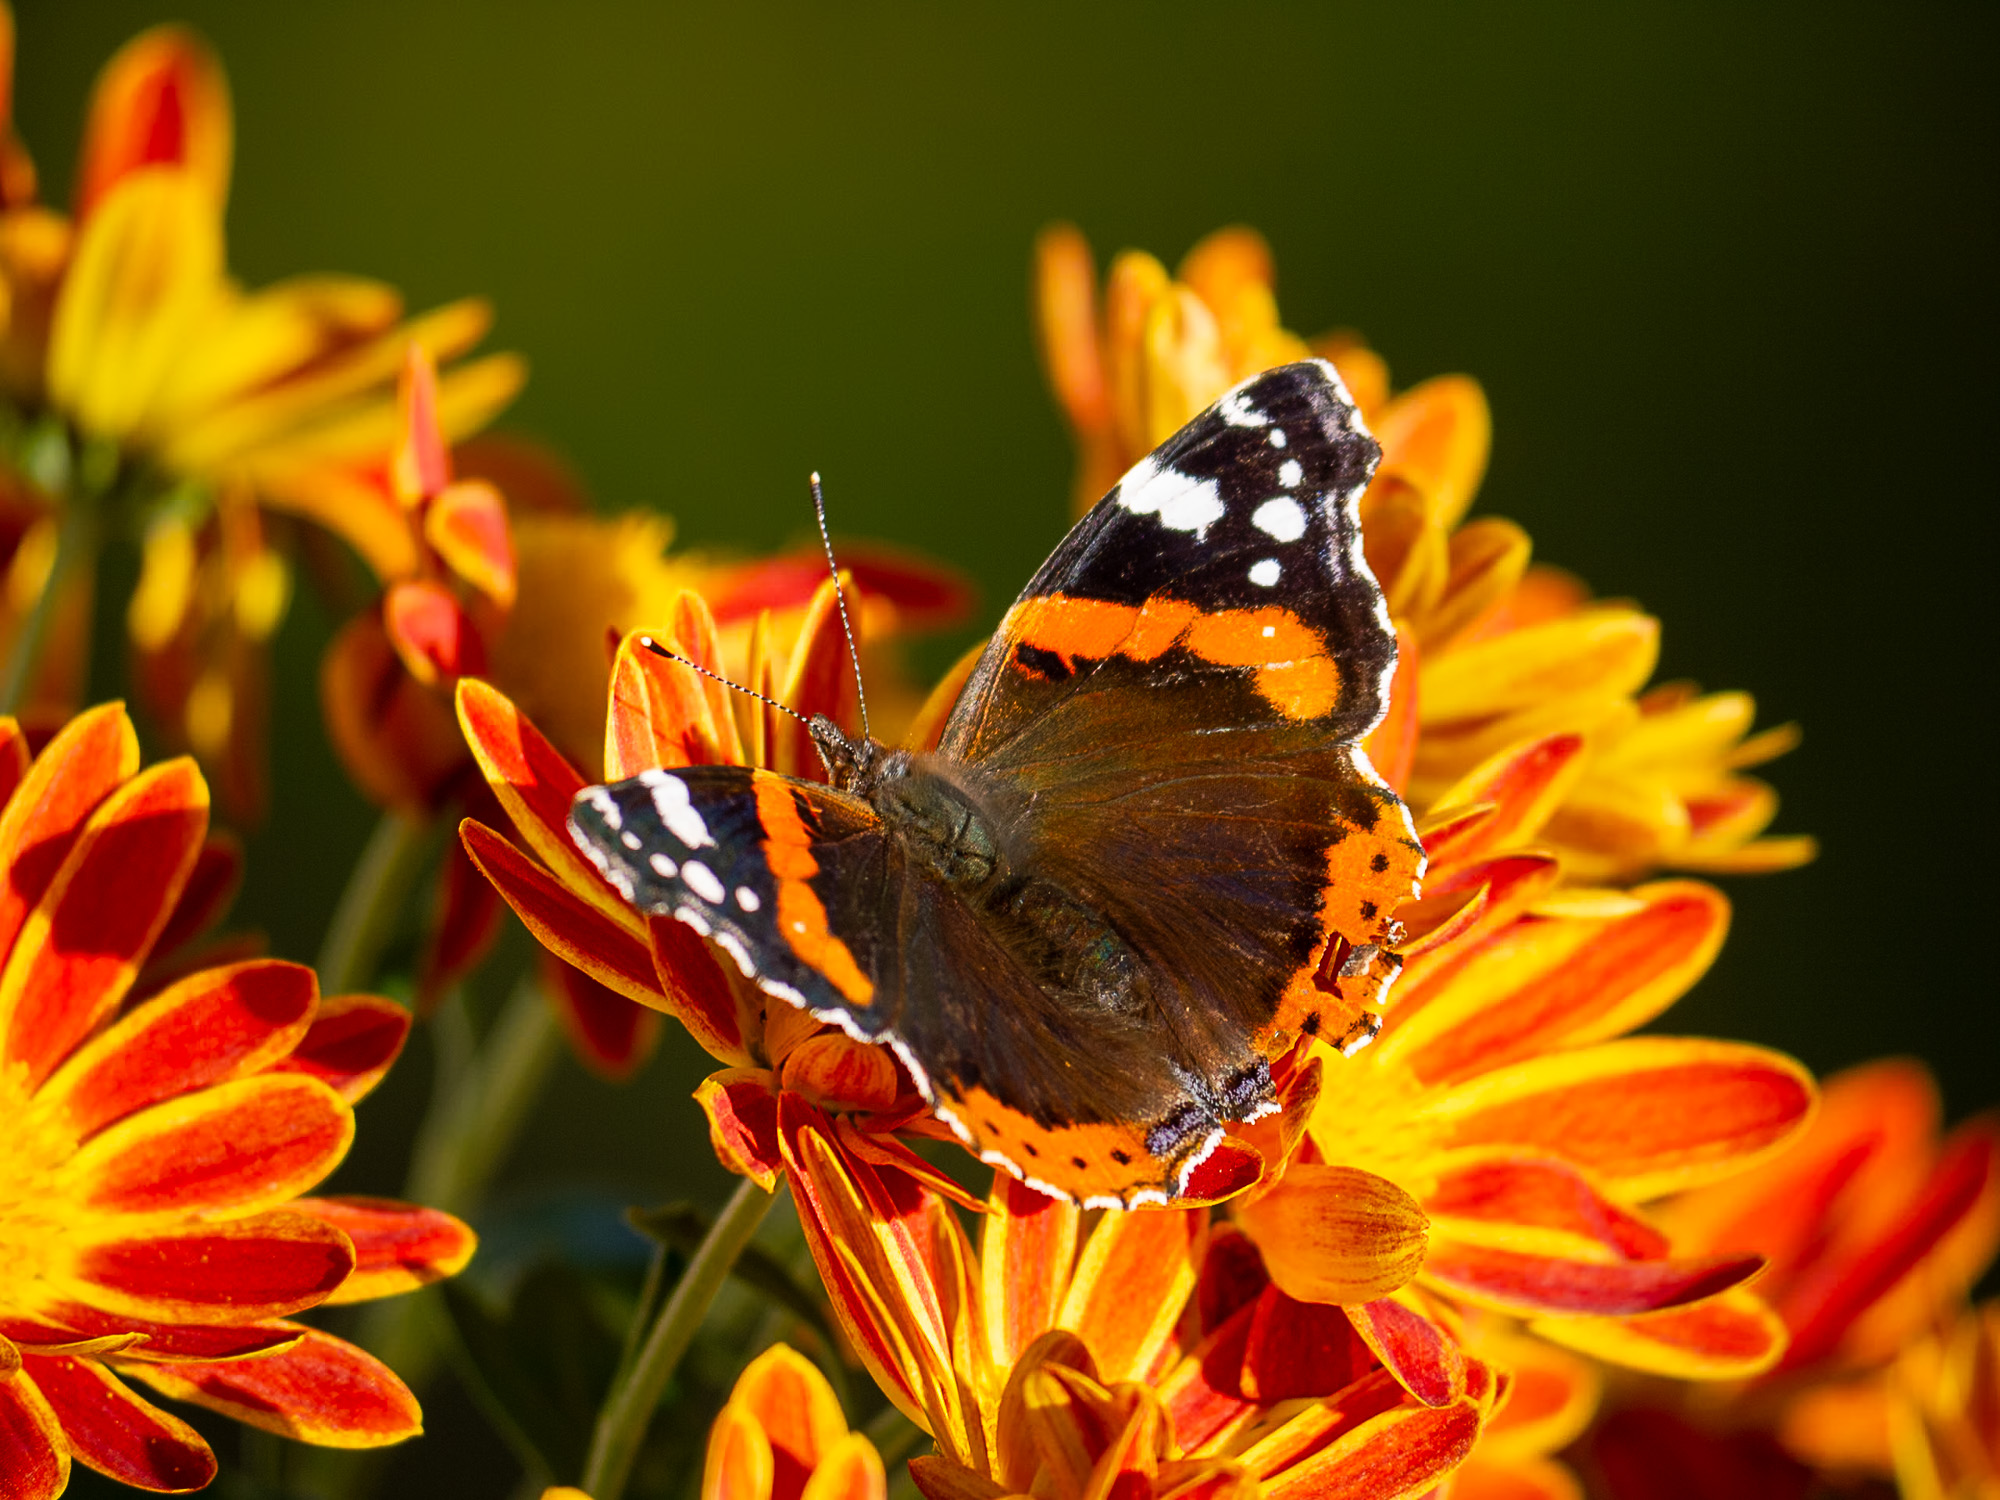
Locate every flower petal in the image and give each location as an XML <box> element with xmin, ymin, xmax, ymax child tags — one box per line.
<box><xmin>273</xmin><ymin>993</ymin><xmax>409</xmax><ymax>1103</ymax></box>
<box><xmin>10</xmin><ymin>1303</ymin><xmax>300</xmax><ymax>1363</ymax></box>
<box><xmin>1371</xmin><ymin>374</ymin><xmax>1491</xmax><ymax>532</ymax></box>
<box><xmin>148</xmin><ymin>832</ymin><xmax>243</xmax><ymax>961</ymax></box>
<box><xmin>1419</xmin><ymin>735</ymin><xmax>1586</xmax><ymax>870</ymax></box>
<box><xmin>695</xmin><ymin>1070</ymin><xmax>785</xmax><ymax>1191</ymax></box>
<box><xmin>604</xmin><ymin>624</ymin><xmax>723</xmax><ymax>780</ymax></box>
<box><xmin>703</xmin><ymin>1399</ymin><xmax>775</xmax><ymax>1500</ymax></box>
<box><xmin>1530</xmin><ymin>1287</ymin><xmax>1786</xmax><ymax>1378</ymax></box>
<box><xmin>1415</xmin><ymin>1038</ymin><xmax>1815</xmax><ymax>1199</ymax></box>
<box><xmin>1421</xmin><ymin>609</ymin><xmax>1658</xmax><ymax>726</ymax></box>
<box><xmin>1059</xmin><ymin>1205</ymin><xmax>1205</xmax><ymax>1384</ymax></box>
<box><xmin>424</xmin><ymin>481</ymin><xmax>518</xmax><ymax>608</ymax></box>
<box><xmin>0</xmin><ymin>1365</ymin><xmax>69</xmax><ymax>1500</ymax></box>
<box><xmin>541</xmin><ymin>957</ymin><xmax>659</xmax><ymax>1080</ymax></box>
<box><xmin>0</xmin><ymin>756</ymin><xmax>208</xmax><ymax>1092</ymax></box>
<box><xmin>1239</xmin><ymin>1287</ymin><xmax>1376</xmax><ymax>1403</ymax></box>
<box><xmin>980</xmin><ymin>1176</ymin><xmax>1080</xmax><ymax>1372</ymax></box>
<box><xmin>1360</xmin><ymin>626</ymin><xmax>1421</xmax><ymax>794</ymax></box>
<box><xmin>64</xmin><ymin>1210</ymin><xmax>353</xmax><ymax>1324</ymax></box>
<box><xmin>1384</xmin><ymin>883</ymin><xmax>1729</xmax><ymax>1089</ymax></box>
<box><xmin>417</xmin><ymin>838</ymin><xmax>504</xmax><ymax>1009</ymax></box>
<box><xmin>1344</xmin><ymin>1297</ymin><xmax>1467</xmax><ymax>1408</ymax></box>
<box><xmin>122</xmin><ymin>1324</ymin><xmax>422</xmax><ymax>1446</ymax></box>
<box><xmin>0</xmin><ymin>704</ymin><xmax>139</xmax><ymax>990</ymax></box>
<box><xmin>731</xmin><ymin>1344</ymin><xmax>849</xmax><ymax>1484</ymax></box>
<box><xmin>74</xmin><ymin>25</ymin><xmax>230</xmax><ymax>218</ymax></box>
<box><xmin>1424</xmin><ymin>1155</ymin><xmax>1670</xmax><ymax>1259</ymax></box>
<box><xmin>293</xmin><ymin>1197</ymin><xmax>476</xmax><ymax>1305</ymax></box>
<box><xmin>1233</xmin><ymin>1164</ymin><xmax>1429</xmax><ymax>1306</ymax></box>
<box><xmin>41</xmin><ymin>959</ymin><xmax>316</xmax><ymax>1141</ymax></box>
<box><xmin>800</xmin><ymin>1431</ymin><xmax>886</xmax><ymax>1500</ymax></box>
<box><xmin>1257</xmin><ymin>1370</ymin><xmax>1486</xmax><ymax>1500</ymax></box>
<box><xmin>768</xmin><ymin>577</ymin><xmax>859</xmax><ymax>781</ymax></box>
<box><xmin>64</xmin><ymin>1072</ymin><xmax>351</xmax><ymax>1220</ymax></box>
<box><xmin>455</xmin><ymin>678</ymin><xmax>639</xmax><ymax>932</ymax></box>
<box><xmin>385</xmin><ymin>580</ymin><xmax>485</xmax><ymax>683</ymax></box>
<box><xmin>20</xmin><ymin>1354</ymin><xmax>214</xmax><ymax>1491</ymax></box>
<box><xmin>780</xmin><ymin>1033</ymin><xmax>901</xmax><ymax>1114</ymax></box>
<box><xmin>1422</xmin><ymin>1242</ymin><xmax>1761</xmax><ymax>1316</ymax></box>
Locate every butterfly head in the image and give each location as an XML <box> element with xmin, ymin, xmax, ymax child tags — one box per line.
<box><xmin>808</xmin><ymin>714</ymin><xmax>883</xmax><ymax>793</ymax></box>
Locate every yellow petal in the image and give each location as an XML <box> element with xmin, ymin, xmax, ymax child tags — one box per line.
<box><xmin>1420</xmin><ymin>608</ymin><xmax>1659</xmax><ymax>726</ymax></box>
<box><xmin>1233</xmin><ymin>1164</ymin><xmax>1430</xmax><ymax>1305</ymax></box>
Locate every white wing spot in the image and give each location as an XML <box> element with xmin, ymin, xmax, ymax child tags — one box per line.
<box><xmin>586</xmin><ymin>787</ymin><xmax>621</xmax><ymax>832</ymax></box>
<box><xmin>1249</xmin><ymin>558</ymin><xmax>1282</xmax><ymax>587</ymax></box>
<box><xmin>648</xmin><ymin>852</ymin><xmax>678</xmax><ymax>879</ymax></box>
<box><xmin>1268</xmin><ymin>428</ymin><xmax>1288</xmax><ymax>448</ymax></box>
<box><xmin>1116</xmin><ymin>456</ymin><xmax>1226</xmax><ymax>540</ymax></box>
<box><xmin>673</xmin><ymin>906</ymin><xmax>711</xmax><ymax>936</ymax></box>
<box><xmin>1279</xmin><ymin>459</ymin><xmax>1303</xmax><ymax>488</ymax></box>
<box><xmin>1252</xmin><ymin>497</ymin><xmax>1308</xmax><ymax>542</ymax></box>
<box><xmin>735</xmin><ymin>886</ymin><xmax>761</xmax><ymax>912</ymax></box>
<box><xmin>646</xmin><ymin>773</ymin><xmax>715</xmax><ymax>849</ymax></box>
<box><xmin>620</xmin><ymin>830</ymin><xmax>642</xmax><ymax>850</ymax></box>
<box><xmin>1262</xmin><ymin>624</ymin><xmax>1276</xmax><ymax>638</ymax></box>
<box><xmin>1218</xmin><ymin>389</ymin><xmax>1269</xmax><ymax>428</ymax></box>
<box><xmin>681</xmin><ymin>860</ymin><xmax>725</xmax><ymax>903</ymax></box>
<box><xmin>714</xmin><ymin>931</ymin><xmax>757</xmax><ymax>977</ymax></box>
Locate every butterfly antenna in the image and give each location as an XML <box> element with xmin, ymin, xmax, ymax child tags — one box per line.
<box><xmin>810</xmin><ymin>471</ymin><xmax>871</xmax><ymax>739</ymax></box>
<box><xmin>636</xmin><ymin>636</ymin><xmax>813</xmax><ymax>729</ymax></box>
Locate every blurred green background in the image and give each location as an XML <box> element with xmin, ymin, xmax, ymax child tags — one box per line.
<box><xmin>13</xmin><ymin>1</ymin><xmax>1997</xmax><ymax>1493</ymax></box>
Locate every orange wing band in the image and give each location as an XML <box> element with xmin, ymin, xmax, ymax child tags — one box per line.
<box><xmin>750</xmin><ymin>771</ymin><xmax>874</xmax><ymax>1008</ymax></box>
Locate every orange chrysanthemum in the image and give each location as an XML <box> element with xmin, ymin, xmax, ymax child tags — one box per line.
<box><xmin>1585</xmin><ymin>1059</ymin><xmax>1999</xmax><ymax>1498</ymax></box>
<box><xmin>0</xmin><ymin>9</ymin><xmax>521</xmax><ymax>809</ymax></box>
<box><xmin>1889</xmin><ymin>1299</ymin><xmax>2000</xmax><ymax>1500</ymax></box>
<box><xmin>1034</xmin><ymin>222</ymin><xmax>1812</xmax><ymax>885</ymax></box>
<box><xmin>778</xmin><ymin>1114</ymin><xmax>1503</xmax><ymax>1500</ymax></box>
<box><xmin>0</xmin><ymin>703</ymin><xmax>475</xmax><ymax>1496</ymax></box>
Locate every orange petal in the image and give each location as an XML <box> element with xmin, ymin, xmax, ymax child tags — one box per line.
<box><xmin>981</xmin><ymin>1175</ymin><xmax>1080</xmax><ymax>1371</ymax></box>
<box><xmin>1233</xmin><ymin>1164</ymin><xmax>1429</xmax><ymax>1306</ymax></box>
<box><xmin>645</xmin><ymin>913</ymin><xmax>751</xmax><ymax>1066</ymax></box>
<box><xmin>293</xmin><ymin>1197</ymin><xmax>476</xmax><ymax>1305</ymax></box>
<box><xmin>1371</xmin><ymin>375</ymin><xmax>1491</xmax><ymax>533</ymax></box>
<box><xmin>1422</xmin><ymin>1242</ymin><xmax>1761</xmax><ymax>1316</ymax></box>
<box><xmin>417</xmin><ymin>839</ymin><xmax>504</xmax><ymax>1011</ymax></box>
<box><xmin>1385</xmin><ymin>881</ymin><xmax>1730</xmax><ymax>1089</ymax></box>
<box><xmin>391</xmin><ymin>344</ymin><xmax>451</xmax><ymax>505</ymax></box>
<box><xmin>0</xmin><ymin>703</ymin><xmax>140</xmax><ymax>983</ymax></box>
<box><xmin>0</xmin><ymin>1363</ymin><xmax>68</xmax><ymax>1500</ymax></box>
<box><xmin>457</xmin><ymin>819</ymin><xmax>659</xmax><ymax>1008</ymax></box>
<box><xmin>122</xmin><ymin>1324</ymin><xmax>423</xmax><ymax>1446</ymax></box>
<box><xmin>541</xmin><ymin>957</ymin><xmax>660</xmax><ymax>1080</ymax></box>
<box><xmin>1344</xmin><ymin>1297</ymin><xmax>1467</xmax><ymax>1408</ymax></box>
<box><xmin>74</xmin><ymin>25</ymin><xmax>231</xmax><ymax>219</ymax></box>
<box><xmin>149</xmin><ymin>832</ymin><xmax>243</xmax><ymax>961</ymax></box>
<box><xmin>704</xmin><ymin>1399</ymin><xmax>775</xmax><ymax>1500</ymax></box>
<box><xmin>21</xmin><ymin>1355</ymin><xmax>214</xmax><ymax>1491</ymax></box>
<box><xmin>731</xmin><ymin>1343</ymin><xmax>849</xmax><ymax>1482</ymax></box>
<box><xmin>1531</xmin><ymin>1287</ymin><xmax>1786</xmax><ymax>1379</ymax></box>
<box><xmin>42</xmin><ymin>958</ymin><xmax>317</xmax><ymax>1140</ymax></box>
<box><xmin>770</xmin><ymin>576</ymin><xmax>859</xmax><ymax>780</ymax></box>
<box><xmin>780</xmin><ymin>1032</ymin><xmax>900</xmax><ymax>1113</ymax></box>
<box><xmin>1419</xmin><ymin>734</ymin><xmax>1586</xmax><ymax>869</ymax></box>
<box><xmin>908</xmin><ymin>1458</ymin><xmax>1007</xmax><ymax>1500</ymax></box>
<box><xmin>1417</xmin><ymin>1038</ymin><xmax>1816</xmax><ymax>1199</ymax></box>
<box><xmin>65</xmin><ymin>1072</ymin><xmax>351</xmax><ymax>1220</ymax></box>
<box><xmin>1257</xmin><ymin>1370</ymin><xmax>1486</xmax><ymax>1500</ymax></box>
<box><xmin>456</xmin><ymin>678</ymin><xmax>639</xmax><ymax>931</ymax></box>
<box><xmin>801</xmin><ymin>1431</ymin><xmax>886</xmax><ymax>1500</ymax></box>
<box><xmin>1240</xmin><ymin>1287</ymin><xmax>1377</xmax><ymax>1402</ymax></box>
<box><xmin>0</xmin><ymin>756</ymin><xmax>208</xmax><ymax>1092</ymax></box>
<box><xmin>425</xmin><ymin>480</ymin><xmax>516</xmax><ymax>607</ymax></box>
<box><xmin>385</xmin><ymin>579</ymin><xmax>486</xmax><ymax>684</ymax></box>
<box><xmin>1424</xmin><ymin>519</ymin><xmax>1532</xmax><ymax>651</ymax></box>
<box><xmin>66</xmin><ymin>1209</ymin><xmax>354</xmax><ymax>1324</ymax></box>
<box><xmin>1060</xmin><ymin>1205</ymin><xmax>1205</xmax><ymax>1384</ymax></box>
<box><xmin>320</xmin><ymin>610</ymin><xmax>469</xmax><ymax>812</ymax></box>
<box><xmin>695</xmin><ymin>1070</ymin><xmax>785</xmax><ymax>1190</ymax></box>
<box><xmin>1425</xmin><ymin>1155</ymin><xmax>1669</xmax><ymax>1259</ymax></box>
<box><xmin>1034</xmin><ymin>223</ymin><xmax>1110</xmax><ymax>437</ymax></box>
<box><xmin>605</xmin><ymin>625</ymin><xmax>726</xmax><ymax>780</ymax></box>
<box><xmin>1467</xmin><ymin>1332</ymin><xmax>1598</xmax><ymax>1464</ymax></box>
<box><xmin>12</xmin><ymin>1305</ymin><xmax>298</xmax><ymax>1364</ymax></box>
<box><xmin>274</xmin><ymin>993</ymin><xmax>410</xmax><ymax>1103</ymax></box>
<box><xmin>1360</xmin><ymin>626</ymin><xmax>1420</xmax><ymax>795</ymax></box>
<box><xmin>0</xmin><ymin>718</ymin><xmax>31</xmax><ymax>807</ymax></box>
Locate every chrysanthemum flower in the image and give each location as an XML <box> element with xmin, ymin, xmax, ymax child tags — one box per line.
<box><xmin>0</xmin><ymin>702</ymin><xmax>475</xmax><ymax>1496</ymax></box>
<box><xmin>1227</xmin><ymin>728</ymin><xmax>1815</xmax><ymax>1392</ymax></box>
<box><xmin>780</xmin><ymin>1112</ymin><xmax>1503</xmax><ymax>1500</ymax></box>
<box><xmin>0</xmin><ymin>8</ymin><xmax>521</xmax><ymax>809</ymax></box>
<box><xmin>1889</xmin><ymin>1299</ymin><xmax>1999</xmax><ymax>1500</ymax></box>
<box><xmin>1585</xmin><ymin>1059</ymin><xmax>1998</xmax><ymax>1497</ymax></box>
<box><xmin>1034</xmin><ymin>223</ymin><xmax>1811</xmax><ymax>882</ymax></box>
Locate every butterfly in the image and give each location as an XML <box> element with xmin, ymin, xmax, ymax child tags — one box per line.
<box><xmin>570</xmin><ymin>360</ymin><xmax>1424</xmax><ymax>1208</ymax></box>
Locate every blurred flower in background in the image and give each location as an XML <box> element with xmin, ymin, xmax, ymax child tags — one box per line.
<box><xmin>0</xmin><ymin>6</ymin><xmax>520</xmax><ymax>814</ymax></box>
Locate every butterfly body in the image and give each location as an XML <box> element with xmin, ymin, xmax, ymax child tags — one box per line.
<box><xmin>571</xmin><ymin>361</ymin><xmax>1425</xmax><ymax>1207</ymax></box>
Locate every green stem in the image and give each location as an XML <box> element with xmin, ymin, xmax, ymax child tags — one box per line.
<box><xmin>579</xmin><ymin>1176</ymin><xmax>776</xmax><ymax>1500</ymax></box>
<box><xmin>315</xmin><ymin>809</ymin><xmax>434</xmax><ymax>995</ymax></box>
<box><xmin>0</xmin><ymin>488</ymin><xmax>96</xmax><ymax>717</ymax></box>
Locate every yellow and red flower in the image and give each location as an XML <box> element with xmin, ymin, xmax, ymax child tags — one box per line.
<box><xmin>0</xmin><ymin>9</ymin><xmax>522</xmax><ymax>810</ymax></box>
<box><xmin>0</xmin><ymin>703</ymin><xmax>474</xmax><ymax>1495</ymax></box>
<box><xmin>781</xmin><ymin>1116</ymin><xmax>1503</xmax><ymax>1500</ymax></box>
<box><xmin>700</xmin><ymin>1343</ymin><xmax>886</xmax><ymax>1500</ymax></box>
<box><xmin>1584</xmin><ymin>1059</ymin><xmax>1999</xmax><ymax>1497</ymax></box>
<box><xmin>1034</xmin><ymin>223</ymin><xmax>1812</xmax><ymax>884</ymax></box>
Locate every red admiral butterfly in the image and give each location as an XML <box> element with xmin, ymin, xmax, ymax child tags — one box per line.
<box><xmin>571</xmin><ymin>360</ymin><xmax>1423</xmax><ymax>1207</ymax></box>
